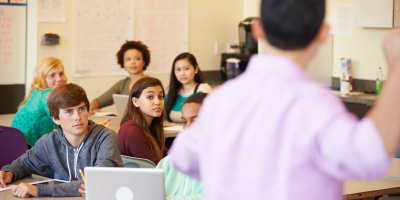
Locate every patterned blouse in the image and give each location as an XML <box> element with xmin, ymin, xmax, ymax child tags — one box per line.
<box><xmin>11</xmin><ymin>89</ymin><xmax>57</xmax><ymax>147</ymax></box>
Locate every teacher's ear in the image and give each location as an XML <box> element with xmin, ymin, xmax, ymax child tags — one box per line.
<box><xmin>251</xmin><ymin>18</ymin><xmax>265</xmax><ymax>42</ymax></box>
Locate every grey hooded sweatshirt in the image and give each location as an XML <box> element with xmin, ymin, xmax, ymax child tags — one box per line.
<box><xmin>1</xmin><ymin>120</ymin><xmax>123</xmax><ymax>197</ymax></box>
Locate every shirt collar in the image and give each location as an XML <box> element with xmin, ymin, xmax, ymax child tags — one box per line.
<box><xmin>246</xmin><ymin>54</ymin><xmax>309</xmax><ymax>80</ymax></box>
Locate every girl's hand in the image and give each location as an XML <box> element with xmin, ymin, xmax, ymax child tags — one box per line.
<box><xmin>78</xmin><ymin>183</ymin><xmax>86</xmax><ymax>197</ymax></box>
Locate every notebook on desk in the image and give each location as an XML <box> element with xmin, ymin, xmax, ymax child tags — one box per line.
<box><xmin>112</xmin><ymin>94</ymin><xmax>129</xmax><ymax>118</ymax></box>
<box><xmin>85</xmin><ymin>167</ymin><xmax>165</xmax><ymax>200</ymax></box>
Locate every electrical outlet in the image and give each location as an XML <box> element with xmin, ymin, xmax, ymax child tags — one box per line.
<box><xmin>215</xmin><ymin>42</ymin><xmax>221</xmax><ymax>55</ymax></box>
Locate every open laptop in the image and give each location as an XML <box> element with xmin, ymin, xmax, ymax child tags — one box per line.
<box><xmin>85</xmin><ymin>167</ymin><xmax>165</xmax><ymax>200</ymax></box>
<box><xmin>112</xmin><ymin>94</ymin><xmax>129</xmax><ymax>118</ymax></box>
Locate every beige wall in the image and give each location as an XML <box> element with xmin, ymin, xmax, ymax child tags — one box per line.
<box><xmin>243</xmin><ymin>0</ymin><xmax>393</xmax><ymax>83</ymax></box>
<box><xmin>332</xmin><ymin>28</ymin><xmax>390</xmax><ymax>80</ymax></box>
<box><xmin>330</xmin><ymin>0</ymin><xmax>391</xmax><ymax>80</ymax></box>
<box><xmin>29</xmin><ymin>0</ymin><xmax>243</xmax><ymax>111</ymax></box>
<box><xmin>243</xmin><ymin>0</ymin><xmax>333</xmax><ymax>86</ymax></box>
<box><xmin>243</xmin><ymin>0</ymin><xmax>260</xmax><ymax>18</ymax></box>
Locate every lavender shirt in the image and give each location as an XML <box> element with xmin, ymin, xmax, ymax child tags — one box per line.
<box><xmin>169</xmin><ymin>55</ymin><xmax>392</xmax><ymax>200</ymax></box>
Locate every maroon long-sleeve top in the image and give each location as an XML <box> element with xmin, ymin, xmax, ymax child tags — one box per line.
<box><xmin>118</xmin><ymin>121</ymin><xmax>168</xmax><ymax>165</ymax></box>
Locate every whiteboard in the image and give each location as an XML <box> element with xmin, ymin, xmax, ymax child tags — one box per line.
<box><xmin>0</xmin><ymin>5</ymin><xmax>26</xmax><ymax>84</ymax></box>
<box><xmin>352</xmin><ymin>0</ymin><xmax>393</xmax><ymax>28</ymax></box>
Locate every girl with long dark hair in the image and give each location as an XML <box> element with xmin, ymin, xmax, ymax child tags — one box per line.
<box><xmin>118</xmin><ymin>77</ymin><xmax>167</xmax><ymax>164</ymax></box>
<box><xmin>165</xmin><ymin>52</ymin><xmax>212</xmax><ymax>122</ymax></box>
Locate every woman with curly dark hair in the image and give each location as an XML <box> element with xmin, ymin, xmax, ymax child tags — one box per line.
<box><xmin>89</xmin><ymin>40</ymin><xmax>151</xmax><ymax>114</ymax></box>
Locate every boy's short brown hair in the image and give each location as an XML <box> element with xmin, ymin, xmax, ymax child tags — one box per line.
<box><xmin>47</xmin><ymin>83</ymin><xmax>90</xmax><ymax>120</ymax></box>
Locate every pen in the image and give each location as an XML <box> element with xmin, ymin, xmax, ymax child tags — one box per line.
<box><xmin>79</xmin><ymin>169</ymin><xmax>85</xmax><ymax>183</ymax></box>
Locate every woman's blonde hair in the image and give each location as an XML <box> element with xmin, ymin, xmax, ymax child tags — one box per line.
<box><xmin>18</xmin><ymin>57</ymin><xmax>67</xmax><ymax>109</ymax></box>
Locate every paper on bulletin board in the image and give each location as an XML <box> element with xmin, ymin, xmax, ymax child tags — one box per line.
<box><xmin>328</xmin><ymin>3</ymin><xmax>353</xmax><ymax>36</ymax></box>
<box><xmin>0</xmin><ymin>5</ymin><xmax>26</xmax><ymax>84</ymax></box>
<box><xmin>133</xmin><ymin>0</ymin><xmax>188</xmax><ymax>74</ymax></box>
<box><xmin>74</xmin><ymin>0</ymin><xmax>133</xmax><ymax>77</ymax></box>
<box><xmin>37</xmin><ymin>0</ymin><xmax>65</xmax><ymax>22</ymax></box>
<box><xmin>10</xmin><ymin>0</ymin><xmax>26</xmax><ymax>3</ymax></box>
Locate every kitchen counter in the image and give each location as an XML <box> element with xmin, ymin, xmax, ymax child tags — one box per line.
<box><xmin>332</xmin><ymin>91</ymin><xmax>377</xmax><ymax>105</ymax></box>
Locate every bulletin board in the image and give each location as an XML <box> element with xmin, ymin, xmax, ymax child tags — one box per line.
<box><xmin>0</xmin><ymin>2</ymin><xmax>26</xmax><ymax>84</ymax></box>
<box><xmin>133</xmin><ymin>0</ymin><xmax>188</xmax><ymax>74</ymax></box>
<box><xmin>74</xmin><ymin>0</ymin><xmax>188</xmax><ymax>77</ymax></box>
<box><xmin>74</xmin><ymin>0</ymin><xmax>134</xmax><ymax>77</ymax></box>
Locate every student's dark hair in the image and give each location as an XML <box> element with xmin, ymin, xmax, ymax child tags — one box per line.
<box><xmin>165</xmin><ymin>52</ymin><xmax>205</xmax><ymax>121</ymax></box>
<box><xmin>116</xmin><ymin>40</ymin><xmax>151</xmax><ymax>71</ymax></box>
<box><xmin>183</xmin><ymin>93</ymin><xmax>208</xmax><ymax>105</ymax></box>
<box><xmin>47</xmin><ymin>83</ymin><xmax>90</xmax><ymax>121</ymax></box>
<box><xmin>260</xmin><ymin>0</ymin><xmax>325</xmax><ymax>50</ymax></box>
<box><xmin>120</xmin><ymin>77</ymin><xmax>166</xmax><ymax>162</ymax></box>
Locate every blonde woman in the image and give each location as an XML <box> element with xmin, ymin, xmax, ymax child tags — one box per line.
<box><xmin>11</xmin><ymin>57</ymin><xmax>67</xmax><ymax>148</ymax></box>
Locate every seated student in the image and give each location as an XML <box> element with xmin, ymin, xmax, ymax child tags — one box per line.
<box><xmin>118</xmin><ymin>77</ymin><xmax>168</xmax><ymax>165</ymax></box>
<box><xmin>89</xmin><ymin>40</ymin><xmax>150</xmax><ymax>114</ymax></box>
<box><xmin>157</xmin><ymin>93</ymin><xmax>207</xmax><ymax>197</ymax></box>
<box><xmin>78</xmin><ymin>93</ymin><xmax>208</xmax><ymax>198</ymax></box>
<box><xmin>168</xmin><ymin>1</ymin><xmax>400</xmax><ymax>200</ymax></box>
<box><xmin>11</xmin><ymin>57</ymin><xmax>67</xmax><ymax>148</ymax></box>
<box><xmin>165</xmin><ymin>53</ymin><xmax>212</xmax><ymax>122</ymax></box>
<box><xmin>0</xmin><ymin>83</ymin><xmax>123</xmax><ymax>198</ymax></box>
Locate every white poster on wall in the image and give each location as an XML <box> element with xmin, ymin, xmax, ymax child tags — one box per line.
<box><xmin>38</xmin><ymin>0</ymin><xmax>65</xmax><ymax>23</ymax></box>
<box><xmin>352</xmin><ymin>0</ymin><xmax>393</xmax><ymax>28</ymax></box>
<box><xmin>74</xmin><ymin>0</ymin><xmax>133</xmax><ymax>77</ymax></box>
<box><xmin>328</xmin><ymin>3</ymin><xmax>353</xmax><ymax>36</ymax></box>
<box><xmin>133</xmin><ymin>0</ymin><xmax>188</xmax><ymax>74</ymax></box>
<box><xmin>0</xmin><ymin>5</ymin><xmax>26</xmax><ymax>84</ymax></box>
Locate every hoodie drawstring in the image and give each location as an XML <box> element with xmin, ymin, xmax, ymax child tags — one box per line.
<box><xmin>66</xmin><ymin>145</ymin><xmax>72</xmax><ymax>182</ymax></box>
<box><xmin>73</xmin><ymin>142</ymin><xmax>84</xmax><ymax>179</ymax></box>
<box><xmin>66</xmin><ymin>142</ymin><xmax>85</xmax><ymax>181</ymax></box>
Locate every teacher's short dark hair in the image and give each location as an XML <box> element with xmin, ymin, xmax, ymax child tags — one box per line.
<box><xmin>116</xmin><ymin>40</ymin><xmax>151</xmax><ymax>71</ymax></box>
<box><xmin>260</xmin><ymin>0</ymin><xmax>325</xmax><ymax>50</ymax></box>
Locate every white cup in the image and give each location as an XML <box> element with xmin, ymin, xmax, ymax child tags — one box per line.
<box><xmin>340</xmin><ymin>80</ymin><xmax>352</xmax><ymax>94</ymax></box>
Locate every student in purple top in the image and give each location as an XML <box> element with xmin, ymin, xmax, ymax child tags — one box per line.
<box><xmin>168</xmin><ymin>0</ymin><xmax>400</xmax><ymax>200</ymax></box>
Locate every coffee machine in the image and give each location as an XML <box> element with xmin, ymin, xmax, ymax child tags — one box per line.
<box><xmin>239</xmin><ymin>17</ymin><xmax>258</xmax><ymax>54</ymax></box>
<box><xmin>221</xmin><ymin>17</ymin><xmax>258</xmax><ymax>80</ymax></box>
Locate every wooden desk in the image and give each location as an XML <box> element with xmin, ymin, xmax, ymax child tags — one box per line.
<box><xmin>0</xmin><ymin>175</ymin><xmax>84</xmax><ymax>200</ymax></box>
<box><xmin>344</xmin><ymin>159</ymin><xmax>400</xmax><ymax>199</ymax></box>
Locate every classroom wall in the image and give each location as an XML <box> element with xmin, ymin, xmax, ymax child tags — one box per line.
<box><xmin>330</xmin><ymin>0</ymin><xmax>392</xmax><ymax>80</ymax></box>
<box><xmin>242</xmin><ymin>0</ymin><xmax>393</xmax><ymax>84</ymax></box>
<box><xmin>243</xmin><ymin>0</ymin><xmax>334</xmax><ymax>86</ymax></box>
<box><xmin>28</xmin><ymin>0</ymin><xmax>243</xmax><ymax>112</ymax></box>
<box><xmin>243</xmin><ymin>0</ymin><xmax>260</xmax><ymax>19</ymax></box>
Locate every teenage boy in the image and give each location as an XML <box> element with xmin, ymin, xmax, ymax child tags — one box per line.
<box><xmin>169</xmin><ymin>0</ymin><xmax>400</xmax><ymax>199</ymax></box>
<box><xmin>0</xmin><ymin>83</ymin><xmax>123</xmax><ymax>197</ymax></box>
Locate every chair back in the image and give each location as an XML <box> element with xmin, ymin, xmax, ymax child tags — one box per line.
<box><xmin>0</xmin><ymin>126</ymin><xmax>28</xmax><ymax>168</ymax></box>
<box><xmin>121</xmin><ymin>155</ymin><xmax>156</xmax><ymax>168</ymax></box>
